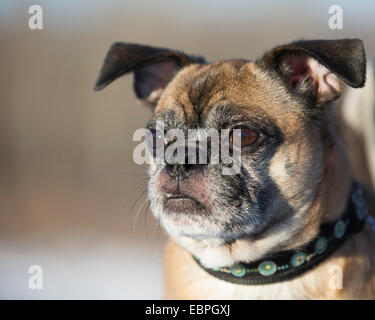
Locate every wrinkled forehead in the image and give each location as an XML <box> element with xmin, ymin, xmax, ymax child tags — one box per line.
<box><xmin>153</xmin><ymin>59</ymin><xmax>305</xmax><ymax>132</ymax></box>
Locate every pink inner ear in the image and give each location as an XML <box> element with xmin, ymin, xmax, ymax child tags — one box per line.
<box><xmin>288</xmin><ymin>56</ymin><xmax>309</xmax><ymax>88</ymax></box>
<box><xmin>143</xmin><ymin>61</ymin><xmax>177</xmax><ymax>103</ymax></box>
<box><xmin>287</xmin><ymin>55</ymin><xmax>341</xmax><ymax>98</ymax></box>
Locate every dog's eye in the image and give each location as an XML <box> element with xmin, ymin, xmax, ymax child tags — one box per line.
<box><xmin>146</xmin><ymin>128</ymin><xmax>164</xmax><ymax>152</ymax></box>
<box><xmin>229</xmin><ymin>128</ymin><xmax>258</xmax><ymax>148</ymax></box>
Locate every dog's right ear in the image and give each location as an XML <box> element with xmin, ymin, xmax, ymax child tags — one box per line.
<box><xmin>94</xmin><ymin>43</ymin><xmax>205</xmax><ymax>106</ymax></box>
<box><xmin>257</xmin><ymin>38</ymin><xmax>366</xmax><ymax>106</ymax></box>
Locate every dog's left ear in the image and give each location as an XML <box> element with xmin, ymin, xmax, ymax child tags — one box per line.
<box><xmin>257</xmin><ymin>38</ymin><xmax>366</xmax><ymax>105</ymax></box>
<box><xmin>94</xmin><ymin>43</ymin><xmax>205</xmax><ymax>105</ymax></box>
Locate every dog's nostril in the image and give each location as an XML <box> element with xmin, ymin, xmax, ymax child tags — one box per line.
<box><xmin>164</xmin><ymin>143</ymin><xmax>209</xmax><ymax>180</ymax></box>
<box><xmin>165</xmin><ymin>163</ymin><xmax>191</xmax><ymax>180</ymax></box>
<box><xmin>165</xmin><ymin>163</ymin><xmax>176</xmax><ymax>178</ymax></box>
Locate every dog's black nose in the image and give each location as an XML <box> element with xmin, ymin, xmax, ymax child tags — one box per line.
<box><xmin>165</xmin><ymin>163</ymin><xmax>194</xmax><ymax>180</ymax></box>
<box><xmin>165</xmin><ymin>145</ymin><xmax>207</xmax><ymax>180</ymax></box>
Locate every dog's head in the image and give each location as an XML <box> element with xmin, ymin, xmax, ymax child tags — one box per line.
<box><xmin>95</xmin><ymin>39</ymin><xmax>366</xmax><ymax>267</ymax></box>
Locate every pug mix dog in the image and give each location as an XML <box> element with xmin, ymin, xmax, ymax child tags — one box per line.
<box><xmin>95</xmin><ymin>38</ymin><xmax>375</xmax><ymax>299</ymax></box>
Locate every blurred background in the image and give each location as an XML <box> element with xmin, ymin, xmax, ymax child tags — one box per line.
<box><xmin>0</xmin><ymin>0</ymin><xmax>374</xmax><ymax>299</ymax></box>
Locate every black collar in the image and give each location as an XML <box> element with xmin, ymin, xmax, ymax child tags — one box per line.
<box><xmin>193</xmin><ymin>182</ymin><xmax>368</xmax><ymax>285</ymax></box>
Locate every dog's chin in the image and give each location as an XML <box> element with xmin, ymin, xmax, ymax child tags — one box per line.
<box><xmin>159</xmin><ymin>209</ymin><xmax>280</xmax><ymax>269</ymax></box>
<box><xmin>157</xmin><ymin>195</ymin><xmax>222</xmax><ymax>240</ymax></box>
<box><xmin>159</xmin><ymin>210</ymin><xmax>224</xmax><ymax>242</ymax></box>
<box><xmin>172</xmin><ymin>234</ymin><xmax>245</xmax><ymax>268</ymax></box>
<box><xmin>158</xmin><ymin>207</ymin><xmax>248</xmax><ymax>268</ymax></box>
<box><xmin>153</xmin><ymin>195</ymin><xmax>279</xmax><ymax>269</ymax></box>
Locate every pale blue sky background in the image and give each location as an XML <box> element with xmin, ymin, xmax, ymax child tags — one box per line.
<box><xmin>2</xmin><ymin>0</ymin><xmax>375</xmax><ymax>56</ymax></box>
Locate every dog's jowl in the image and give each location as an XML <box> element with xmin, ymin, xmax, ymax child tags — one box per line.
<box><xmin>95</xmin><ymin>39</ymin><xmax>375</xmax><ymax>299</ymax></box>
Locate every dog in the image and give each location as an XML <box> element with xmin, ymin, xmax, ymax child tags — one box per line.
<box><xmin>95</xmin><ymin>38</ymin><xmax>375</xmax><ymax>299</ymax></box>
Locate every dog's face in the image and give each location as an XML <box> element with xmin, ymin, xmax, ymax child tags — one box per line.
<box><xmin>95</xmin><ymin>39</ymin><xmax>366</xmax><ymax>267</ymax></box>
<box><xmin>147</xmin><ymin>61</ymin><xmax>321</xmax><ymax>243</ymax></box>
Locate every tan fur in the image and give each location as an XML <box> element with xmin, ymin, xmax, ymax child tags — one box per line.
<box><xmin>161</xmin><ymin>61</ymin><xmax>375</xmax><ymax>300</ymax></box>
<box><xmin>334</xmin><ymin>62</ymin><xmax>375</xmax><ymax>190</ymax></box>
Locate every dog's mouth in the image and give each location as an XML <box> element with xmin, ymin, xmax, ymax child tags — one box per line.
<box><xmin>159</xmin><ymin>192</ymin><xmax>217</xmax><ymax>239</ymax></box>
<box><xmin>151</xmin><ymin>170</ymin><xmax>221</xmax><ymax>238</ymax></box>
<box><xmin>163</xmin><ymin>193</ymin><xmax>206</xmax><ymax>215</ymax></box>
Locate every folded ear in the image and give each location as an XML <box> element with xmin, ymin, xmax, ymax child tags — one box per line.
<box><xmin>257</xmin><ymin>38</ymin><xmax>366</xmax><ymax>105</ymax></box>
<box><xmin>94</xmin><ymin>43</ymin><xmax>205</xmax><ymax>105</ymax></box>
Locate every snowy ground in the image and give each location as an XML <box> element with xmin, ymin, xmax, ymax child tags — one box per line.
<box><xmin>0</xmin><ymin>235</ymin><xmax>165</xmax><ymax>299</ymax></box>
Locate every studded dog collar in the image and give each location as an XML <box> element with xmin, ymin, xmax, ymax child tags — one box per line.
<box><xmin>193</xmin><ymin>182</ymin><xmax>369</xmax><ymax>285</ymax></box>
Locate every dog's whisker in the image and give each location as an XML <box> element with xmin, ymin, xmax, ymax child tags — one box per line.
<box><xmin>129</xmin><ymin>188</ymin><xmax>147</xmax><ymax>213</ymax></box>
<box><xmin>132</xmin><ymin>198</ymin><xmax>149</xmax><ymax>233</ymax></box>
<box><xmin>151</xmin><ymin>215</ymin><xmax>162</xmax><ymax>236</ymax></box>
<box><xmin>144</xmin><ymin>200</ymin><xmax>152</xmax><ymax>239</ymax></box>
